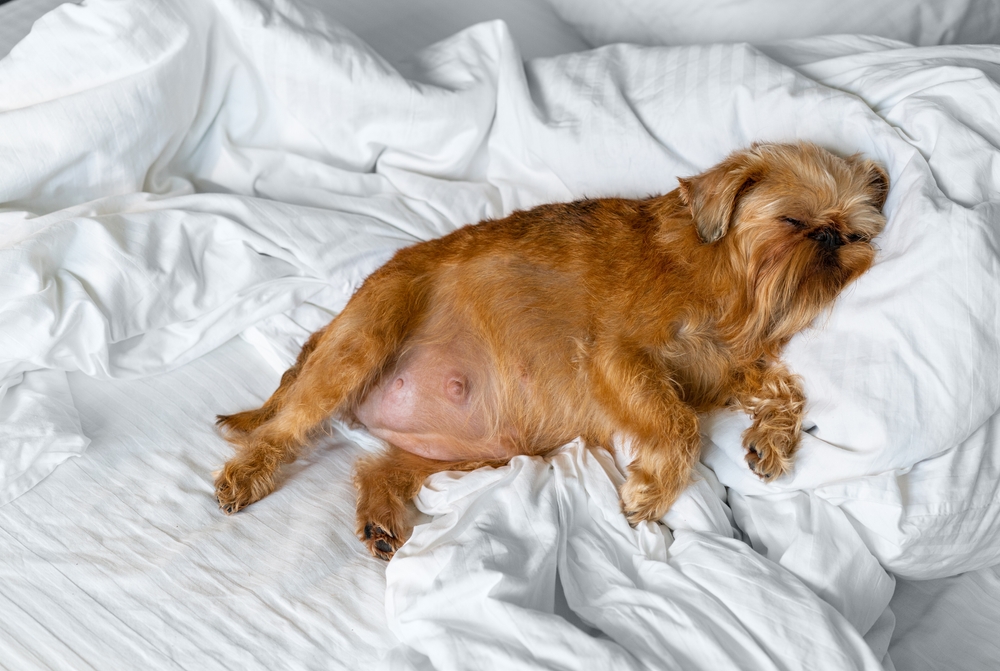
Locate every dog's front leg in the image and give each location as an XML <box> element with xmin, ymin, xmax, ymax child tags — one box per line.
<box><xmin>732</xmin><ymin>362</ymin><xmax>805</xmax><ymax>480</ymax></box>
<box><xmin>591</xmin><ymin>343</ymin><xmax>702</xmax><ymax>524</ymax></box>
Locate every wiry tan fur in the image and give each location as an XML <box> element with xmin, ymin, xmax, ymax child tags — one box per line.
<box><xmin>214</xmin><ymin>142</ymin><xmax>888</xmax><ymax>560</ymax></box>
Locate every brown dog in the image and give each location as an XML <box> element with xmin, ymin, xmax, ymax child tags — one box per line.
<box><xmin>215</xmin><ymin>142</ymin><xmax>888</xmax><ymax>560</ymax></box>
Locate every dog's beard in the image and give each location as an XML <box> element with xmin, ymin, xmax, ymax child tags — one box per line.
<box><xmin>735</xmin><ymin>228</ymin><xmax>876</xmax><ymax>347</ymax></box>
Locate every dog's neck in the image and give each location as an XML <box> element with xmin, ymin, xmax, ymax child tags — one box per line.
<box><xmin>649</xmin><ymin>194</ymin><xmax>826</xmax><ymax>360</ymax></box>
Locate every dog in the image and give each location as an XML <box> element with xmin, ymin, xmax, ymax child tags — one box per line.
<box><xmin>214</xmin><ymin>141</ymin><xmax>888</xmax><ymax>560</ymax></box>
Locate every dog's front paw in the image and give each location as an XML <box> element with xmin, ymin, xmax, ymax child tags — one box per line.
<box><xmin>214</xmin><ymin>459</ymin><xmax>276</xmax><ymax>514</ymax></box>
<box><xmin>620</xmin><ymin>471</ymin><xmax>673</xmax><ymax>526</ymax></box>
<box><xmin>742</xmin><ymin>429</ymin><xmax>796</xmax><ymax>481</ymax></box>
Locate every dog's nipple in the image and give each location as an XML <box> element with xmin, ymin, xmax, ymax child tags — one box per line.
<box><xmin>393</xmin><ymin>378</ymin><xmax>405</xmax><ymax>390</ymax></box>
<box><xmin>446</xmin><ymin>376</ymin><xmax>468</xmax><ymax>400</ymax></box>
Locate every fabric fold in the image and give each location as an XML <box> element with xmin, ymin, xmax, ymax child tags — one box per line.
<box><xmin>386</xmin><ymin>443</ymin><xmax>884</xmax><ymax>670</ymax></box>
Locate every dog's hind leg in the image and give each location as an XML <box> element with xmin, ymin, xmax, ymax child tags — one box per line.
<box><xmin>216</xmin><ymin>327</ymin><xmax>327</xmax><ymax>435</ymax></box>
<box><xmin>214</xmin><ymin>249</ymin><xmax>435</xmax><ymax>514</ymax></box>
<box><xmin>590</xmin><ymin>342</ymin><xmax>702</xmax><ymax>525</ymax></box>
<box><xmin>353</xmin><ymin>446</ymin><xmax>507</xmax><ymax>560</ymax></box>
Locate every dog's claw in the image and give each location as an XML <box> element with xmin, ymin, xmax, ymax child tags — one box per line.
<box><xmin>218</xmin><ymin>496</ymin><xmax>242</xmax><ymax>515</ymax></box>
<box><xmin>745</xmin><ymin>444</ymin><xmax>777</xmax><ymax>481</ymax></box>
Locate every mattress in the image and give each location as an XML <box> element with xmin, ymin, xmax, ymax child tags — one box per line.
<box><xmin>1</xmin><ymin>0</ymin><xmax>999</xmax><ymax>669</ymax></box>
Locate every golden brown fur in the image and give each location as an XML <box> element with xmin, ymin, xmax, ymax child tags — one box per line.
<box><xmin>214</xmin><ymin>142</ymin><xmax>888</xmax><ymax>560</ymax></box>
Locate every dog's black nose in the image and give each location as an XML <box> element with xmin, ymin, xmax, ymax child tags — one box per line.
<box><xmin>808</xmin><ymin>227</ymin><xmax>843</xmax><ymax>249</ymax></box>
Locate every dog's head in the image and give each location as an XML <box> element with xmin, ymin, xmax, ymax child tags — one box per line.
<box><xmin>678</xmin><ymin>142</ymin><xmax>888</xmax><ymax>342</ymax></box>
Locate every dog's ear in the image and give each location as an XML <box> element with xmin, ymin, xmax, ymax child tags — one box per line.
<box><xmin>677</xmin><ymin>150</ymin><xmax>765</xmax><ymax>243</ymax></box>
<box><xmin>849</xmin><ymin>156</ymin><xmax>890</xmax><ymax>212</ymax></box>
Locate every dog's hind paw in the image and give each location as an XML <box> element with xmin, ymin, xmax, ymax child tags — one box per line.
<box><xmin>360</xmin><ymin>521</ymin><xmax>404</xmax><ymax>561</ymax></box>
<box><xmin>214</xmin><ymin>459</ymin><xmax>275</xmax><ymax>514</ymax></box>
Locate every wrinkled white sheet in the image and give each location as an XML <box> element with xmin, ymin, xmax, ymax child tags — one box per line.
<box><xmin>0</xmin><ymin>0</ymin><xmax>73</xmax><ymax>60</ymax></box>
<box><xmin>889</xmin><ymin>565</ymin><xmax>1000</xmax><ymax>670</ymax></box>
<box><xmin>2</xmin><ymin>0</ymin><xmax>1000</xmax><ymax>668</ymax></box>
<box><xmin>386</xmin><ymin>443</ymin><xmax>883</xmax><ymax>670</ymax></box>
<box><xmin>0</xmin><ymin>336</ymin><xmax>399</xmax><ymax>671</ymax></box>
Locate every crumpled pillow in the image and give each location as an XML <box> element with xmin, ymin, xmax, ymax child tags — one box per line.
<box><xmin>545</xmin><ymin>0</ymin><xmax>1000</xmax><ymax>47</ymax></box>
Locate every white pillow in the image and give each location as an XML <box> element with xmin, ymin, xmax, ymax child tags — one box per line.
<box><xmin>545</xmin><ymin>0</ymin><xmax>1000</xmax><ymax>47</ymax></box>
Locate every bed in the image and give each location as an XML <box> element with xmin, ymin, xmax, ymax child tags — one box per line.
<box><xmin>1</xmin><ymin>0</ymin><xmax>998</xmax><ymax>669</ymax></box>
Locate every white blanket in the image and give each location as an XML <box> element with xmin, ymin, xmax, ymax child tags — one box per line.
<box><xmin>2</xmin><ymin>1</ymin><xmax>999</xmax><ymax>668</ymax></box>
<box><xmin>385</xmin><ymin>443</ymin><xmax>883</xmax><ymax>670</ymax></box>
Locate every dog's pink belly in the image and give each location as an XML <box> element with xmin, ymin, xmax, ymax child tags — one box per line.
<box><xmin>354</xmin><ymin>345</ymin><xmax>506</xmax><ymax>461</ymax></box>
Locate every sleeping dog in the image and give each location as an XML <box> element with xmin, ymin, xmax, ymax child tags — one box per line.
<box><xmin>214</xmin><ymin>142</ymin><xmax>888</xmax><ymax>560</ymax></box>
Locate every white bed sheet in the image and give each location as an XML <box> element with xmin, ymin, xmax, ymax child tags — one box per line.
<box><xmin>1</xmin><ymin>0</ymin><xmax>999</xmax><ymax>669</ymax></box>
<box><xmin>0</xmin><ymin>336</ymin><xmax>394</xmax><ymax>670</ymax></box>
<box><xmin>890</xmin><ymin>567</ymin><xmax>1000</xmax><ymax>671</ymax></box>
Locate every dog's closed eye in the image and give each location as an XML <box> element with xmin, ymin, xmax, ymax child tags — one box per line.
<box><xmin>781</xmin><ymin>216</ymin><xmax>808</xmax><ymax>229</ymax></box>
<box><xmin>844</xmin><ymin>232</ymin><xmax>869</xmax><ymax>243</ymax></box>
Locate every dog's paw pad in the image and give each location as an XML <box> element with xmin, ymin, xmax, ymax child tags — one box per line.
<box><xmin>361</xmin><ymin>522</ymin><xmax>402</xmax><ymax>561</ymax></box>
